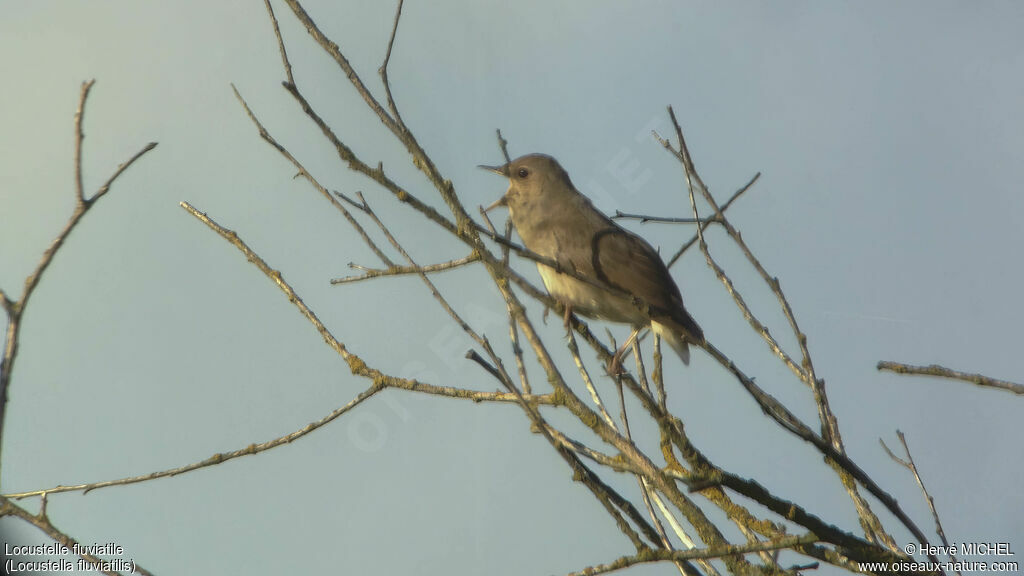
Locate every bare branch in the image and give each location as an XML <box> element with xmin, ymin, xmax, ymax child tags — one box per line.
<box><xmin>654</xmin><ymin>124</ymin><xmax>805</xmax><ymax>383</ymax></box>
<box><xmin>665</xmin><ymin>172</ymin><xmax>760</xmax><ymax>269</ymax></box>
<box><xmin>91</xmin><ymin>142</ymin><xmax>159</xmax><ymax>205</ymax></box>
<box><xmin>233</xmin><ymin>86</ymin><xmax>401</xmax><ymax>270</ymax></box>
<box><xmin>613</xmin><ymin>212</ymin><xmax>717</xmax><ymax>224</ymax></box>
<box><xmin>651</xmin><ymin>335</ymin><xmax>667</xmax><ymax>412</ymax></box>
<box><xmin>180</xmin><ymin>200</ymin><xmax>363</xmax><ymax>366</ymax></box>
<box><xmin>878</xmin><ymin>361</ymin><xmax>1024</xmax><ymax>396</ymax></box>
<box><xmin>666</xmin><ymin>109</ymin><xmax>821</xmax><ymax>388</ymax></box>
<box><xmin>331</xmin><ymin>254</ymin><xmax>479</xmax><ymax>285</ymax></box>
<box><xmin>477</xmin><ymin>206</ymin><xmax>532</xmax><ymax>394</ymax></box>
<box><xmin>281</xmin><ymin>0</ymin><xmax>400</xmax><ymax>136</ymax></box>
<box><xmin>0</xmin><ymin>81</ymin><xmax>157</xmax><ymax>473</ymax></box>
<box><xmin>464</xmin><ymin>349</ymin><xmax>502</xmax><ymax>382</ymax></box>
<box><xmin>544</xmin><ymin>427</ymin><xmax>640</xmax><ymax>474</ymax></box>
<box><xmin>281</xmin><ymin>80</ymin><xmax>463</xmax><ymax>237</ymax></box>
<box><xmin>615</xmin><ymin>363</ymin><xmax>709</xmax><ymax>576</ymax></box>
<box><xmin>378</xmin><ymin>0</ymin><xmax>405</xmax><ymax>123</ymax></box>
<box><xmin>661</xmin><ymin>107</ymin><xmax>903</xmax><ymax>553</ymax></box>
<box><xmin>495</xmin><ymin>128</ymin><xmax>511</xmax><ymax>164</ymax></box>
<box><xmin>354</xmin><ymin>191</ymin><xmax>503</xmax><ymax>377</ymax></box>
<box><xmin>5</xmin><ymin>383</ymin><xmax>382</xmax><ymax>500</ymax></box>
<box><xmin>465</xmin><ymin>347</ymin><xmax>669</xmax><ymax>554</ymax></box>
<box><xmin>699</xmin><ymin>469</ymin><xmax>913</xmax><ymax>569</ymax></box>
<box><xmin>331</xmin><ymin>188</ymin><xmax>371</xmax><ymax>214</ymax></box>
<box><xmin>179</xmin><ymin>199</ymin><xmax>553</xmax><ymax>406</ymax></box>
<box><xmin>73</xmin><ymin>80</ymin><xmax>95</xmax><ymax>203</ymax></box>
<box><xmin>177</xmin><ymin>200</ymin><xmax>535</xmax><ymax>415</ymax></box>
<box><xmin>262</xmin><ymin>0</ymin><xmax>294</xmax><ymax>85</ymax></box>
<box><xmin>881</xmin><ymin>431</ymin><xmax>959</xmax><ymax>570</ymax></box>
<box><xmin>565</xmin><ymin>328</ymin><xmax>616</xmax><ymax>429</ymax></box>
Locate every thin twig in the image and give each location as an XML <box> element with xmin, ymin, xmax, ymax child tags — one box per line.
<box><xmin>5</xmin><ymin>383</ymin><xmax>383</xmax><ymax>500</ymax></box>
<box><xmin>355</xmin><ymin>191</ymin><xmax>497</xmax><ymax>364</ymax></box>
<box><xmin>281</xmin><ymin>0</ymin><xmax>399</xmax><ymax>135</ymax></box>
<box><xmin>332</xmin><ymin>189</ymin><xmax>370</xmax><ymax>214</ymax></box>
<box><xmin>262</xmin><ymin>0</ymin><xmax>294</xmax><ymax>84</ymax></box>
<box><xmin>496</xmin><ymin>128</ymin><xmax>511</xmax><ymax>164</ymax></box>
<box><xmin>465</xmin><ymin>349</ymin><xmax>502</xmax><ymax>381</ymax></box>
<box><xmin>617</xmin><ymin>369</ymin><xmax>707</xmax><ymax>576</ymax></box>
<box><xmin>631</xmin><ymin>337</ymin><xmax>649</xmax><ymax>398</ymax></box>
<box><xmin>479</xmin><ymin>206</ymin><xmax>532</xmax><ymax>394</ymax></box>
<box><xmin>566</xmin><ymin>328</ymin><xmax>616</xmax><ymax>429</ymax></box>
<box><xmin>232</xmin><ymin>85</ymin><xmax>398</xmax><ymax>268</ymax></box>
<box><xmin>881</xmin><ymin>431</ymin><xmax>959</xmax><ymax>571</ymax></box>
<box><xmin>280</xmin><ymin>0</ymin><xmax>491</xmax><ymax>258</ymax></box>
<box><xmin>3</xmin><ymin>376</ymin><xmax>554</xmax><ymax>495</ymax></box>
<box><xmin>175</xmin><ymin>201</ymin><xmax>550</xmax><ymax>407</ymax></box>
<box><xmin>332</xmin><ymin>254</ymin><xmax>479</xmax><ymax>284</ymax></box>
<box><xmin>378</xmin><ymin>0</ymin><xmax>405</xmax><ymax>125</ymax></box>
<box><xmin>91</xmin><ymin>143</ymin><xmax>159</xmax><ymax>205</ymax></box>
<box><xmin>666</xmin><ymin>173</ymin><xmax>759</xmax><ymax>269</ymax></box>
<box><xmin>654</xmin><ymin>126</ymin><xmax>804</xmax><ymax>382</ymax></box>
<box><xmin>662</xmin><ymin>111</ymin><xmax>854</xmax><ymax>523</ymax></box>
<box><xmin>613</xmin><ymin>212</ymin><xmax>717</xmax><ymax>224</ymax></box>
<box><xmin>651</xmin><ymin>334</ymin><xmax>667</xmax><ymax>412</ymax></box>
<box><xmin>506</xmin><ymin>309</ymin><xmax>531</xmax><ymax>394</ymax></box>
<box><xmin>700</xmin><ymin>338</ymin><xmax>936</xmax><ymax>563</ymax></box>
<box><xmin>543</xmin><ymin>427</ymin><xmax>640</xmax><ymax>474</ymax></box>
<box><xmin>689</xmin><ymin>467</ymin><xmax>912</xmax><ymax>570</ymax></box>
<box><xmin>464</xmin><ymin>349</ymin><xmax>664</xmax><ymax>552</ymax></box>
<box><xmin>877</xmin><ymin>361</ymin><xmax>1024</xmax><ymax>396</ymax></box>
<box><xmin>281</xmin><ymin>80</ymin><xmax>464</xmax><ymax>238</ymax></box>
<box><xmin>0</xmin><ymin>81</ymin><xmax>156</xmax><ymax>473</ymax></box>
<box><xmin>73</xmin><ymin>80</ymin><xmax>95</xmax><ymax>203</ymax></box>
<box><xmin>571</xmin><ymin>313</ymin><xmax>838</xmax><ymax>568</ymax></box>
<box><xmin>662</xmin><ymin>107</ymin><xmax>899</xmax><ymax>552</ymax></box>
<box><xmin>666</xmin><ymin>108</ymin><xmax>822</xmax><ymax>391</ymax></box>
<box><xmin>647</xmin><ymin>487</ymin><xmax>702</xmax><ymax>554</ymax></box>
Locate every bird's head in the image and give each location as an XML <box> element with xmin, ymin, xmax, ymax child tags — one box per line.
<box><xmin>480</xmin><ymin>154</ymin><xmax>576</xmax><ymax>213</ymax></box>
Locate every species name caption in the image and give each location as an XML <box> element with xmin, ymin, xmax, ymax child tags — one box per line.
<box><xmin>5</xmin><ymin>542</ymin><xmax>137</xmax><ymax>574</ymax></box>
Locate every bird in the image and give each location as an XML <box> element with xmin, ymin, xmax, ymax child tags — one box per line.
<box><xmin>481</xmin><ymin>153</ymin><xmax>703</xmax><ymax>371</ymax></box>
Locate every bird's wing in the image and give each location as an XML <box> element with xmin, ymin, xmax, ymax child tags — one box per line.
<box><xmin>592</xmin><ymin>225</ymin><xmax>704</xmax><ymax>341</ymax></box>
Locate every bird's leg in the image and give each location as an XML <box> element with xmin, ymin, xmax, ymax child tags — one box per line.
<box><xmin>608</xmin><ymin>326</ymin><xmax>642</xmax><ymax>375</ymax></box>
<box><xmin>562</xmin><ymin>303</ymin><xmax>574</xmax><ymax>333</ymax></box>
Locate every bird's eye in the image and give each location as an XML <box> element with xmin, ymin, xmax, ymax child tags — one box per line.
<box><xmin>517</xmin><ymin>168</ymin><xmax>529</xmax><ymax>178</ymax></box>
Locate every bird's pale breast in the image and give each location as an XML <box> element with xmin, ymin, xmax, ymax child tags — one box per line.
<box><xmin>537</xmin><ymin>264</ymin><xmax>643</xmax><ymax>324</ymax></box>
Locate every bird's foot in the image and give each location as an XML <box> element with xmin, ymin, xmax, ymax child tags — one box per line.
<box><xmin>607</xmin><ymin>351</ymin><xmax>627</xmax><ymax>376</ymax></box>
<box><xmin>607</xmin><ymin>327</ymin><xmax>641</xmax><ymax>377</ymax></box>
<box><xmin>562</xmin><ymin>304</ymin><xmax>574</xmax><ymax>334</ymax></box>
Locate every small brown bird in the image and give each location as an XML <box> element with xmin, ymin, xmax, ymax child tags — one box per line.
<box><xmin>481</xmin><ymin>153</ymin><xmax>704</xmax><ymax>369</ymax></box>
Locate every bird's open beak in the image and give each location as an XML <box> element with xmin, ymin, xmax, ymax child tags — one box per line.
<box><xmin>479</xmin><ymin>163</ymin><xmax>510</xmax><ymax>212</ymax></box>
<box><xmin>478</xmin><ymin>163</ymin><xmax>509</xmax><ymax>177</ymax></box>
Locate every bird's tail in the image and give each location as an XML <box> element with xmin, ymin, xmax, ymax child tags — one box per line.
<box><xmin>651</xmin><ymin>320</ymin><xmax>692</xmax><ymax>365</ymax></box>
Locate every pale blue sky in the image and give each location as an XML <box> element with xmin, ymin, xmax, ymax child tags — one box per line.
<box><xmin>2</xmin><ymin>2</ymin><xmax>1022</xmax><ymax>574</ymax></box>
